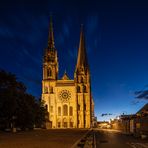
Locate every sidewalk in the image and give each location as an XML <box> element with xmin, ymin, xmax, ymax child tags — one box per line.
<box><xmin>95</xmin><ymin>128</ymin><xmax>148</xmax><ymax>140</ymax></box>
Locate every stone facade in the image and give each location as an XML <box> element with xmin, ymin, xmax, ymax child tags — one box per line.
<box><xmin>42</xmin><ymin>17</ymin><xmax>93</xmax><ymax>128</ymax></box>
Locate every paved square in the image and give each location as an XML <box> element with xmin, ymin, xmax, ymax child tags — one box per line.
<box><xmin>0</xmin><ymin>129</ymin><xmax>88</xmax><ymax>148</ymax></box>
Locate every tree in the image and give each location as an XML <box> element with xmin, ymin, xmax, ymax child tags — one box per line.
<box><xmin>34</xmin><ymin>99</ymin><xmax>48</xmax><ymax>128</ymax></box>
<box><xmin>0</xmin><ymin>70</ymin><xmax>46</xmax><ymax>130</ymax></box>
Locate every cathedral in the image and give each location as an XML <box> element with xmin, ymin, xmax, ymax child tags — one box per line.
<box><xmin>42</xmin><ymin>17</ymin><xmax>94</xmax><ymax>128</ymax></box>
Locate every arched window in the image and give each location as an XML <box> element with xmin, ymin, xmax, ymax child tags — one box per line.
<box><xmin>77</xmin><ymin>86</ymin><xmax>80</xmax><ymax>93</ymax></box>
<box><xmin>47</xmin><ymin>68</ymin><xmax>52</xmax><ymax>77</ymax></box>
<box><xmin>58</xmin><ymin>107</ymin><xmax>61</xmax><ymax>116</ymax></box>
<box><xmin>69</xmin><ymin>106</ymin><xmax>73</xmax><ymax>116</ymax></box>
<box><xmin>83</xmin><ymin>85</ymin><xmax>87</xmax><ymax>93</ymax></box>
<box><xmin>63</xmin><ymin>105</ymin><xmax>68</xmax><ymax>116</ymax></box>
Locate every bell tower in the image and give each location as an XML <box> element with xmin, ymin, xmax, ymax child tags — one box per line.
<box><xmin>42</xmin><ymin>19</ymin><xmax>94</xmax><ymax>129</ymax></box>
<box><xmin>74</xmin><ymin>25</ymin><xmax>90</xmax><ymax>83</ymax></box>
<box><xmin>74</xmin><ymin>25</ymin><xmax>91</xmax><ymax>128</ymax></box>
<box><xmin>43</xmin><ymin>16</ymin><xmax>58</xmax><ymax>80</ymax></box>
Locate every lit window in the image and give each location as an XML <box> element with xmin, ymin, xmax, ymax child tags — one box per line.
<box><xmin>63</xmin><ymin>105</ymin><xmax>68</xmax><ymax>116</ymax></box>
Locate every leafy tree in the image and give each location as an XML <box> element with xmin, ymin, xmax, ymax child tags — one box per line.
<box><xmin>0</xmin><ymin>70</ymin><xmax>46</xmax><ymax>130</ymax></box>
<box><xmin>34</xmin><ymin>99</ymin><xmax>48</xmax><ymax>128</ymax></box>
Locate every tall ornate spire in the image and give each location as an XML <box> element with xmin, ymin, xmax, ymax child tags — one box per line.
<box><xmin>43</xmin><ymin>16</ymin><xmax>58</xmax><ymax>80</ymax></box>
<box><xmin>48</xmin><ymin>15</ymin><xmax>55</xmax><ymax>50</ymax></box>
<box><xmin>76</xmin><ymin>25</ymin><xmax>89</xmax><ymax>72</ymax></box>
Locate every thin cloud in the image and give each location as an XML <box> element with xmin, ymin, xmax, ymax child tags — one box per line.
<box><xmin>135</xmin><ymin>90</ymin><xmax>148</xmax><ymax>100</ymax></box>
<box><xmin>135</xmin><ymin>85</ymin><xmax>148</xmax><ymax>100</ymax></box>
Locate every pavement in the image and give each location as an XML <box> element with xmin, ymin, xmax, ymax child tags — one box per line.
<box><xmin>0</xmin><ymin>129</ymin><xmax>148</xmax><ymax>148</ymax></box>
<box><xmin>95</xmin><ymin>129</ymin><xmax>148</xmax><ymax>148</ymax></box>
<box><xmin>0</xmin><ymin>129</ymin><xmax>88</xmax><ymax>148</ymax></box>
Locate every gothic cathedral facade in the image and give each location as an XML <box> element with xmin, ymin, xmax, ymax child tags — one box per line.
<box><xmin>42</xmin><ymin>18</ymin><xmax>94</xmax><ymax>128</ymax></box>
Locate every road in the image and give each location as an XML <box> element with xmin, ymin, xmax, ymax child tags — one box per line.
<box><xmin>0</xmin><ymin>129</ymin><xmax>147</xmax><ymax>148</ymax></box>
<box><xmin>95</xmin><ymin>129</ymin><xmax>148</xmax><ymax>148</ymax></box>
<box><xmin>0</xmin><ymin>129</ymin><xmax>88</xmax><ymax>148</ymax></box>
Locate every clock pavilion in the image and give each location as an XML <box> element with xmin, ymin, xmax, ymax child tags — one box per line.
<box><xmin>42</xmin><ymin>17</ymin><xmax>94</xmax><ymax>128</ymax></box>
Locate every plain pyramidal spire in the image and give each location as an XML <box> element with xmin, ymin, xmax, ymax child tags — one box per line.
<box><xmin>76</xmin><ymin>25</ymin><xmax>89</xmax><ymax>71</ymax></box>
<box><xmin>48</xmin><ymin>15</ymin><xmax>55</xmax><ymax>50</ymax></box>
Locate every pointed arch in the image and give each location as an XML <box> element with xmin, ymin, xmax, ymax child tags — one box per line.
<box><xmin>63</xmin><ymin>105</ymin><xmax>68</xmax><ymax>116</ymax></box>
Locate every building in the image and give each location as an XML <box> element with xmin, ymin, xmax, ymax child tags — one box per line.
<box><xmin>42</xmin><ymin>17</ymin><xmax>94</xmax><ymax>128</ymax></box>
<box><xmin>97</xmin><ymin>121</ymin><xmax>111</xmax><ymax>129</ymax></box>
<box><xmin>135</xmin><ymin>103</ymin><xmax>148</xmax><ymax>136</ymax></box>
<box><xmin>111</xmin><ymin>103</ymin><xmax>148</xmax><ymax>137</ymax></box>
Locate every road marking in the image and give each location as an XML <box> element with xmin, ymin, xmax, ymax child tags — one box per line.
<box><xmin>127</xmin><ymin>143</ymin><xmax>137</xmax><ymax>148</ymax></box>
<box><xmin>135</xmin><ymin>143</ymin><xmax>148</xmax><ymax>148</ymax></box>
<box><xmin>127</xmin><ymin>142</ymin><xmax>148</xmax><ymax>148</ymax></box>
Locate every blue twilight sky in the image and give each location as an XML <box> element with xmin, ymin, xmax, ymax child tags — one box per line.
<box><xmin>0</xmin><ymin>0</ymin><xmax>148</xmax><ymax>121</ymax></box>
